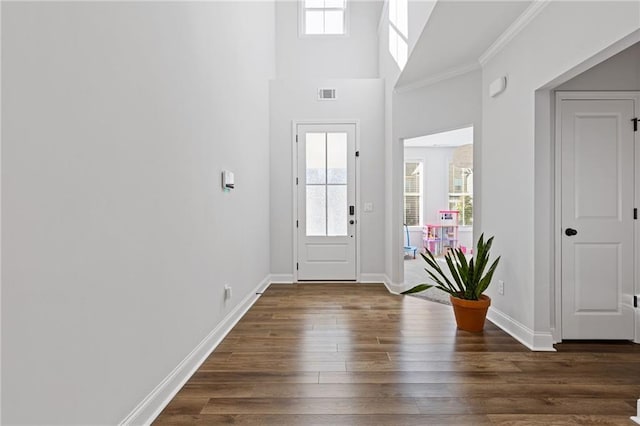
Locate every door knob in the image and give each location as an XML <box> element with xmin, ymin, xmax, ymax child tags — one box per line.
<box><xmin>565</xmin><ymin>228</ymin><xmax>578</xmax><ymax>236</ymax></box>
<box><xmin>349</xmin><ymin>220</ymin><xmax>355</xmax><ymax>225</ymax></box>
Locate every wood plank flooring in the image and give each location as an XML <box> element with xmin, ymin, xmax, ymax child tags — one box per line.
<box><xmin>154</xmin><ymin>283</ymin><xmax>640</xmax><ymax>425</ymax></box>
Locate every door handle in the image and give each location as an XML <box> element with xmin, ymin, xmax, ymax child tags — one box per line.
<box><xmin>349</xmin><ymin>205</ymin><xmax>355</xmax><ymax>216</ymax></box>
<box><xmin>565</xmin><ymin>228</ymin><xmax>578</xmax><ymax>236</ymax></box>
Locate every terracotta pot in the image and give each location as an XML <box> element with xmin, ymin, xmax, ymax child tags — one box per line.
<box><xmin>449</xmin><ymin>294</ymin><xmax>491</xmax><ymax>332</ymax></box>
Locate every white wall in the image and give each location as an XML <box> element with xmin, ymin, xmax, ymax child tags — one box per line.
<box><xmin>391</xmin><ymin>70</ymin><xmax>482</xmax><ymax>285</ymax></box>
<box><xmin>482</xmin><ymin>1</ymin><xmax>640</xmax><ymax>348</ymax></box>
<box><xmin>269</xmin><ymin>79</ymin><xmax>385</xmax><ymax>276</ymax></box>
<box><xmin>275</xmin><ymin>0</ymin><xmax>381</xmax><ymax>79</ymax></box>
<box><xmin>1</xmin><ymin>2</ymin><xmax>275</xmax><ymax>424</ymax></box>
<box><xmin>407</xmin><ymin>1</ymin><xmax>437</xmax><ymax>53</ymax></box>
<box><xmin>378</xmin><ymin>8</ymin><xmax>402</xmax><ymax>283</ymax></box>
<box><xmin>379</xmin><ymin>0</ymin><xmax>437</xmax><ymax>283</ymax></box>
<box><xmin>394</xmin><ymin>70</ymin><xmax>482</xmax><ymax>143</ymax></box>
<box><xmin>556</xmin><ymin>42</ymin><xmax>640</xmax><ymax>91</ymax></box>
<box><xmin>271</xmin><ymin>0</ymin><xmax>384</xmax><ymax>278</ymax></box>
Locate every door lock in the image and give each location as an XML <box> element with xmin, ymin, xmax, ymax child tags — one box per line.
<box><xmin>565</xmin><ymin>228</ymin><xmax>578</xmax><ymax>236</ymax></box>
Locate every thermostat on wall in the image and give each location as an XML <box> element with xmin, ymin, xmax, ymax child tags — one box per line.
<box><xmin>489</xmin><ymin>76</ymin><xmax>507</xmax><ymax>97</ymax></box>
<box><xmin>222</xmin><ymin>170</ymin><xmax>234</xmax><ymax>191</ymax></box>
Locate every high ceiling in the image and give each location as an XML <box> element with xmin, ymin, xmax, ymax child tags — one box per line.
<box><xmin>396</xmin><ymin>1</ymin><xmax>533</xmax><ymax>89</ymax></box>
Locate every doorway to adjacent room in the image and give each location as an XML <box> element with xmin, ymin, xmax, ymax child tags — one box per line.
<box><xmin>402</xmin><ymin>126</ymin><xmax>474</xmax><ymax>302</ymax></box>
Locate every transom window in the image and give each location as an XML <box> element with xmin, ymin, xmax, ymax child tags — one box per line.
<box><xmin>388</xmin><ymin>0</ymin><xmax>408</xmax><ymax>69</ymax></box>
<box><xmin>302</xmin><ymin>0</ymin><xmax>347</xmax><ymax>35</ymax></box>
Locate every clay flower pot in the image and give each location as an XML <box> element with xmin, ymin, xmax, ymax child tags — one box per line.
<box><xmin>450</xmin><ymin>294</ymin><xmax>491</xmax><ymax>332</ymax></box>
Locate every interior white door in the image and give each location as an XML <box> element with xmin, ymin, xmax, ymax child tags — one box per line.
<box><xmin>297</xmin><ymin>123</ymin><xmax>357</xmax><ymax>280</ymax></box>
<box><xmin>560</xmin><ymin>98</ymin><xmax>635</xmax><ymax>339</ymax></box>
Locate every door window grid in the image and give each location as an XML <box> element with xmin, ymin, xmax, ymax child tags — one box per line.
<box><xmin>306</xmin><ymin>132</ymin><xmax>348</xmax><ymax>236</ymax></box>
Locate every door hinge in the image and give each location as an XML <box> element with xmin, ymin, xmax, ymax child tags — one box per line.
<box><xmin>296</xmin><ymin>177</ymin><xmax>298</xmax><ymax>185</ymax></box>
<box><xmin>634</xmin><ymin>295</ymin><xmax>638</xmax><ymax>308</ymax></box>
<box><xmin>632</xmin><ymin>118</ymin><xmax>638</xmax><ymax>132</ymax></box>
<box><xmin>635</xmin><ymin>208</ymin><xmax>638</xmax><ymax>220</ymax></box>
<box><xmin>296</xmin><ymin>134</ymin><xmax>299</xmax><ymax>142</ymax></box>
<box><xmin>296</xmin><ymin>262</ymin><xmax>299</xmax><ymax>270</ymax></box>
<box><xmin>296</xmin><ymin>220</ymin><xmax>299</xmax><ymax>228</ymax></box>
<box><xmin>355</xmin><ymin>151</ymin><xmax>360</xmax><ymax>157</ymax></box>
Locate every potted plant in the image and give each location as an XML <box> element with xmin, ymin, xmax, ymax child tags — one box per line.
<box><xmin>402</xmin><ymin>234</ymin><xmax>500</xmax><ymax>332</ymax></box>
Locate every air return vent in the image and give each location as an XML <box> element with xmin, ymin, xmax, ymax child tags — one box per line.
<box><xmin>318</xmin><ymin>88</ymin><xmax>337</xmax><ymax>101</ymax></box>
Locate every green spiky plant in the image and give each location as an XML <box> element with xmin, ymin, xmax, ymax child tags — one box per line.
<box><xmin>401</xmin><ymin>233</ymin><xmax>500</xmax><ymax>300</ymax></box>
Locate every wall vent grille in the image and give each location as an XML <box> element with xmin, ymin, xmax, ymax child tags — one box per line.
<box><xmin>318</xmin><ymin>88</ymin><xmax>337</xmax><ymax>100</ymax></box>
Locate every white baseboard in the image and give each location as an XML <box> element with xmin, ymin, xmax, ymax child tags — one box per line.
<box><xmin>379</xmin><ymin>275</ymin><xmax>405</xmax><ymax>295</ymax></box>
<box><xmin>632</xmin><ymin>399</ymin><xmax>640</xmax><ymax>424</ymax></box>
<box><xmin>119</xmin><ymin>275</ymin><xmax>272</xmax><ymax>426</ymax></box>
<box><xmin>487</xmin><ymin>306</ymin><xmax>556</xmax><ymax>352</ymax></box>
<box><xmin>269</xmin><ymin>274</ymin><xmax>294</xmax><ymax>283</ymax></box>
<box><xmin>359</xmin><ymin>273</ymin><xmax>387</xmax><ymax>284</ymax></box>
<box><xmin>635</xmin><ymin>306</ymin><xmax>640</xmax><ymax>344</ymax></box>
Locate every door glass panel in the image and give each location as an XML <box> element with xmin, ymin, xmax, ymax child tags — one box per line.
<box><xmin>327</xmin><ymin>132</ymin><xmax>347</xmax><ymax>184</ymax></box>
<box><xmin>306</xmin><ymin>133</ymin><xmax>326</xmax><ymax>184</ymax></box>
<box><xmin>306</xmin><ymin>185</ymin><xmax>326</xmax><ymax>236</ymax></box>
<box><xmin>327</xmin><ymin>185</ymin><xmax>347</xmax><ymax>236</ymax></box>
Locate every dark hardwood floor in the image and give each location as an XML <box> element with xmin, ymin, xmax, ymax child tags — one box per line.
<box><xmin>154</xmin><ymin>283</ymin><xmax>640</xmax><ymax>425</ymax></box>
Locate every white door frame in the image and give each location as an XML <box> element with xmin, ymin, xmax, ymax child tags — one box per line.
<box><xmin>554</xmin><ymin>91</ymin><xmax>640</xmax><ymax>343</ymax></box>
<box><xmin>292</xmin><ymin>120</ymin><xmax>361</xmax><ymax>282</ymax></box>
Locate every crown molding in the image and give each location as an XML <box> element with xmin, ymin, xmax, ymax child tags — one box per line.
<box><xmin>394</xmin><ymin>62</ymin><xmax>480</xmax><ymax>94</ymax></box>
<box><xmin>479</xmin><ymin>0</ymin><xmax>551</xmax><ymax>66</ymax></box>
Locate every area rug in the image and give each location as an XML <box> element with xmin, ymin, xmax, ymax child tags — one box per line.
<box><xmin>403</xmin><ymin>256</ymin><xmax>451</xmax><ymax>305</ymax></box>
<box><xmin>403</xmin><ymin>257</ymin><xmax>451</xmax><ymax>305</ymax></box>
<box><xmin>408</xmin><ymin>287</ymin><xmax>451</xmax><ymax>305</ymax></box>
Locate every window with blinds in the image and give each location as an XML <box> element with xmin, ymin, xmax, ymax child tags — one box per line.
<box><xmin>404</xmin><ymin>161</ymin><xmax>422</xmax><ymax>226</ymax></box>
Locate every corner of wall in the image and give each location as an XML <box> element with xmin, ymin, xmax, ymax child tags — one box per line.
<box><xmin>487</xmin><ymin>306</ymin><xmax>555</xmax><ymax>352</ymax></box>
<box><xmin>269</xmin><ymin>274</ymin><xmax>294</xmax><ymax>284</ymax></box>
<box><xmin>380</xmin><ymin>275</ymin><xmax>406</xmax><ymax>295</ymax></box>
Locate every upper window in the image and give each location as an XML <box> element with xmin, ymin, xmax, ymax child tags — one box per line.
<box><xmin>388</xmin><ymin>0</ymin><xmax>408</xmax><ymax>69</ymax></box>
<box><xmin>302</xmin><ymin>0</ymin><xmax>347</xmax><ymax>36</ymax></box>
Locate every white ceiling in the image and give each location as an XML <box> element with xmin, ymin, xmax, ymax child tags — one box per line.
<box><xmin>404</xmin><ymin>126</ymin><xmax>473</xmax><ymax>147</ymax></box>
<box><xmin>396</xmin><ymin>1</ymin><xmax>533</xmax><ymax>89</ymax></box>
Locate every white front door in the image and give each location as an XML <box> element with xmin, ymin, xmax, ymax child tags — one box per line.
<box><xmin>560</xmin><ymin>96</ymin><xmax>636</xmax><ymax>339</ymax></box>
<box><xmin>296</xmin><ymin>123</ymin><xmax>357</xmax><ymax>280</ymax></box>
